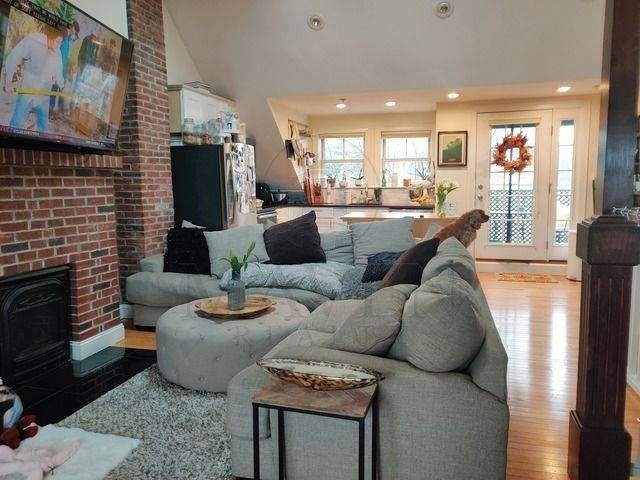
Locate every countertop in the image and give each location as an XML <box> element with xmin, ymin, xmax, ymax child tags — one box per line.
<box><xmin>259</xmin><ymin>203</ymin><xmax>434</xmax><ymax>212</ymax></box>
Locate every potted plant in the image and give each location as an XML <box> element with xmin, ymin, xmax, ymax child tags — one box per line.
<box><xmin>435</xmin><ymin>179</ymin><xmax>459</xmax><ymax>218</ymax></box>
<box><xmin>221</xmin><ymin>241</ymin><xmax>256</xmax><ymax>310</ymax></box>
<box><xmin>351</xmin><ymin>169</ymin><xmax>365</xmax><ymax>187</ymax></box>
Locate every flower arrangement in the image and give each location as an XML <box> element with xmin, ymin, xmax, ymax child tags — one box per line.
<box><xmin>435</xmin><ymin>179</ymin><xmax>459</xmax><ymax>218</ymax></box>
<box><xmin>492</xmin><ymin>132</ymin><xmax>531</xmax><ymax>174</ymax></box>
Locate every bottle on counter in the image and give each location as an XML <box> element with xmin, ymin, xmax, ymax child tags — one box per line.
<box><xmin>391</xmin><ymin>172</ymin><xmax>399</xmax><ymax>188</ymax></box>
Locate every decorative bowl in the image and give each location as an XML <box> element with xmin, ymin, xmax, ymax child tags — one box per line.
<box><xmin>257</xmin><ymin>358</ymin><xmax>384</xmax><ymax>391</ymax></box>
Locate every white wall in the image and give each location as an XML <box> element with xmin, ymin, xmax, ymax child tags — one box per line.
<box><xmin>69</xmin><ymin>0</ymin><xmax>128</xmax><ymax>37</ymax></box>
<box><xmin>162</xmin><ymin>1</ymin><xmax>202</xmax><ymax>84</ymax></box>
<box><xmin>308</xmin><ymin>111</ymin><xmax>436</xmax><ymax>186</ymax></box>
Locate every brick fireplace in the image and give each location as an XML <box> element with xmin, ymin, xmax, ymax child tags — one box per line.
<box><xmin>0</xmin><ymin>0</ymin><xmax>173</xmax><ymax>360</ymax></box>
<box><xmin>0</xmin><ymin>151</ymin><xmax>124</xmax><ymax>358</ymax></box>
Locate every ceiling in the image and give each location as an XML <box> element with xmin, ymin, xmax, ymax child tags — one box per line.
<box><xmin>272</xmin><ymin>80</ymin><xmax>602</xmax><ymax>116</ymax></box>
<box><xmin>164</xmin><ymin>0</ymin><xmax>606</xmax><ymax>189</ymax></box>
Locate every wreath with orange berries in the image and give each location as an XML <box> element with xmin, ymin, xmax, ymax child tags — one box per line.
<box><xmin>492</xmin><ymin>132</ymin><xmax>531</xmax><ymax>174</ymax></box>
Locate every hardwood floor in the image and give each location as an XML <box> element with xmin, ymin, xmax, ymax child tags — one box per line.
<box><xmin>119</xmin><ymin>273</ymin><xmax>640</xmax><ymax>479</ymax></box>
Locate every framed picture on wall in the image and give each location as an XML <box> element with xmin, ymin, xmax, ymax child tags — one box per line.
<box><xmin>437</xmin><ymin>131</ymin><xmax>468</xmax><ymax>167</ymax></box>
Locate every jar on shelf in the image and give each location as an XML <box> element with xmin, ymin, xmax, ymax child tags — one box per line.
<box><xmin>182</xmin><ymin>118</ymin><xmax>197</xmax><ymax>144</ymax></box>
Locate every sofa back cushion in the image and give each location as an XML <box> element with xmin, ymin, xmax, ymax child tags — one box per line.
<box><xmin>320</xmin><ymin>231</ymin><xmax>354</xmax><ymax>265</ymax></box>
<box><xmin>204</xmin><ymin>225</ymin><xmax>269</xmax><ymax>278</ymax></box>
<box><xmin>388</xmin><ymin>268</ymin><xmax>485</xmax><ymax>372</ymax></box>
<box><xmin>163</xmin><ymin>227</ymin><xmax>211</xmax><ymax>275</ymax></box>
<box><xmin>264</xmin><ymin>211</ymin><xmax>326</xmax><ymax>265</ymax></box>
<box><xmin>421</xmin><ymin>237</ymin><xmax>475</xmax><ymax>285</ymax></box>
<box><xmin>351</xmin><ymin>218</ymin><xmax>415</xmax><ymax>266</ymax></box>
<box><xmin>330</xmin><ymin>284</ymin><xmax>416</xmax><ymax>356</ymax></box>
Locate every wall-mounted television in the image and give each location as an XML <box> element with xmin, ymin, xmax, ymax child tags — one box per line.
<box><xmin>0</xmin><ymin>0</ymin><xmax>133</xmax><ymax>153</ymax></box>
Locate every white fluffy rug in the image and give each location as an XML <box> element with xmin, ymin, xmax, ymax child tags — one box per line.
<box><xmin>58</xmin><ymin>366</ymin><xmax>231</xmax><ymax>479</ymax></box>
<box><xmin>11</xmin><ymin>425</ymin><xmax>139</xmax><ymax>480</ymax></box>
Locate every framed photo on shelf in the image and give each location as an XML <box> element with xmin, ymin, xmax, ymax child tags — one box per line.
<box><xmin>437</xmin><ymin>131</ymin><xmax>468</xmax><ymax>167</ymax></box>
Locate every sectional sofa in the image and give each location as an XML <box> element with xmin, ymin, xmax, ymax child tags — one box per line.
<box><xmin>126</xmin><ymin>218</ymin><xmax>419</xmax><ymax>327</ymax></box>
<box><xmin>226</xmin><ymin>237</ymin><xmax>509</xmax><ymax>479</ymax></box>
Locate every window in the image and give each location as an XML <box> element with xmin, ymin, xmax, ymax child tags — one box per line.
<box><xmin>382</xmin><ymin>132</ymin><xmax>431</xmax><ymax>182</ymax></box>
<box><xmin>553</xmin><ymin>120</ymin><xmax>575</xmax><ymax>246</ymax></box>
<box><xmin>320</xmin><ymin>135</ymin><xmax>365</xmax><ymax>179</ymax></box>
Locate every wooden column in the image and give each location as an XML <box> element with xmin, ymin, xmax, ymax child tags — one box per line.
<box><xmin>569</xmin><ymin>217</ymin><xmax>640</xmax><ymax>479</ymax></box>
<box><xmin>568</xmin><ymin>0</ymin><xmax>640</xmax><ymax>479</ymax></box>
<box><xmin>594</xmin><ymin>0</ymin><xmax>639</xmax><ymax>214</ymax></box>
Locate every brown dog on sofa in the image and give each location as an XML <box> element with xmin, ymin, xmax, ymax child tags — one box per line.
<box><xmin>433</xmin><ymin>209</ymin><xmax>490</xmax><ymax>247</ymax></box>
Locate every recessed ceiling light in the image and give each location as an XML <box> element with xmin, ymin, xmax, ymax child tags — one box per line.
<box><xmin>557</xmin><ymin>85</ymin><xmax>572</xmax><ymax>93</ymax></box>
<box><xmin>336</xmin><ymin>99</ymin><xmax>347</xmax><ymax>109</ymax></box>
<box><xmin>307</xmin><ymin>13</ymin><xmax>325</xmax><ymax>31</ymax></box>
<box><xmin>447</xmin><ymin>92</ymin><xmax>460</xmax><ymax>99</ymax></box>
<box><xmin>434</xmin><ymin>1</ymin><xmax>454</xmax><ymax>19</ymax></box>
<box><xmin>385</xmin><ymin>100</ymin><xmax>397</xmax><ymax>107</ymax></box>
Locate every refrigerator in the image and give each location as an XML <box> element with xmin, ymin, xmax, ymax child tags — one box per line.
<box><xmin>170</xmin><ymin>142</ymin><xmax>256</xmax><ymax>230</ymax></box>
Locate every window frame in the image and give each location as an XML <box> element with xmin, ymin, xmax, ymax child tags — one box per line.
<box><xmin>319</xmin><ymin>133</ymin><xmax>366</xmax><ymax>179</ymax></box>
<box><xmin>381</xmin><ymin>131</ymin><xmax>432</xmax><ymax>181</ymax></box>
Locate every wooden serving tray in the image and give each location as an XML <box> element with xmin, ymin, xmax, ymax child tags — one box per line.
<box><xmin>195</xmin><ymin>296</ymin><xmax>276</xmax><ymax>319</ymax></box>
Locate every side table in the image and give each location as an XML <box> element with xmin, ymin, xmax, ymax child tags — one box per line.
<box><xmin>252</xmin><ymin>377</ymin><xmax>379</xmax><ymax>480</ymax></box>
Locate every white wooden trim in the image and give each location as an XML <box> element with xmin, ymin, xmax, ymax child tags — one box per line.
<box><xmin>475</xmin><ymin>260</ymin><xmax>568</xmax><ymax>276</ymax></box>
<box><xmin>69</xmin><ymin>324</ymin><xmax>124</xmax><ymax>361</ymax></box>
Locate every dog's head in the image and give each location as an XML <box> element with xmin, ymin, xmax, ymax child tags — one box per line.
<box><xmin>462</xmin><ymin>209</ymin><xmax>490</xmax><ymax>229</ymax></box>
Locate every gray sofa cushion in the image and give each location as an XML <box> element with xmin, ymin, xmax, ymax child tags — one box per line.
<box><xmin>320</xmin><ymin>231</ymin><xmax>354</xmax><ymax>265</ymax></box>
<box><xmin>389</xmin><ymin>268</ymin><xmax>485</xmax><ymax>372</ymax></box>
<box><xmin>126</xmin><ymin>271</ymin><xmax>224</xmax><ymax>307</ymax></box>
<box><xmin>299</xmin><ymin>299</ymin><xmax>362</xmax><ymax>334</ymax></box>
<box><xmin>331</xmin><ymin>284</ymin><xmax>417</xmax><ymax>355</ymax></box>
<box><xmin>336</xmin><ymin>265</ymin><xmax>380</xmax><ymax>300</ymax></box>
<box><xmin>204</xmin><ymin>225</ymin><xmax>269</xmax><ymax>278</ymax></box>
<box><xmin>351</xmin><ymin>218</ymin><xmax>415</xmax><ymax>265</ymax></box>
<box><xmin>421</xmin><ymin>237</ymin><xmax>476</xmax><ymax>285</ymax></box>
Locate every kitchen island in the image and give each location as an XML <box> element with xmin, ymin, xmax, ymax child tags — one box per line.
<box><xmin>340</xmin><ymin>211</ymin><xmax>457</xmax><ymax>238</ymax></box>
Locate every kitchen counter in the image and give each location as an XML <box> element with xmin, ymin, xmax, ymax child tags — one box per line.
<box><xmin>340</xmin><ymin>211</ymin><xmax>458</xmax><ymax>238</ymax></box>
<box><xmin>259</xmin><ymin>203</ymin><xmax>434</xmax><ymax>212</ymax></box>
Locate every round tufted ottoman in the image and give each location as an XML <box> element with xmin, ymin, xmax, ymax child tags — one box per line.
<box><xmin>156</xmin><ymin>297</ymin><xmax>309</xmax><ymax>392</ymax></box>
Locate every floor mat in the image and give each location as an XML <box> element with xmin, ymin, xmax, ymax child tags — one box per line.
<box><xmin>497</xmin><ymin>273</ymin><xmax>560</xmax><ymax>283</ymax></box>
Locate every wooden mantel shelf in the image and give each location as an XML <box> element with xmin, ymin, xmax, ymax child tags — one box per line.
<box><xmin>0</xmin><ymin>147</ymin><xmax>123</xmax><ymax>169</ymax></box>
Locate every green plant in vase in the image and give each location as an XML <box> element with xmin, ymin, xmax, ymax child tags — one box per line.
<box><xmin>435</xmin><ymin>179</ymin><xmax>459</xmax><ymax>218</ymax></box>
<box><xmin>351</xmin><ymin>168</ymin><xmax>365</xmax><ymax>187</ymax></box>
<box><xmin>220</xmin><ymin>241</ymin><xmax>256</xmax><ymax>310</ymax></box>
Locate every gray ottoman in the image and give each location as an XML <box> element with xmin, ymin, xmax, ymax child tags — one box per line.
<box><xmin>156</xmin><ymin>297</ymin><xmax>310</xmax><ymax>392</ymax></box>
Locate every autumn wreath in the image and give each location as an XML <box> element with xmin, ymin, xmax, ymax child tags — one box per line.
<box><xmin>492</xmin><ymin>132</ymin><xmax>531</xmax><ymax>174</ymax></box>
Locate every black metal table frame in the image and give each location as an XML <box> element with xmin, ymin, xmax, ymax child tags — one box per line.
<box><xmin>252</xmin><ymin>390</ymin><xmax>378</xmax><ymax>480</ymax></box>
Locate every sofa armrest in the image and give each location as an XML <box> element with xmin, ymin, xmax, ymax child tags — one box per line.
<box><xmin>140</xmin><ymin>254</ymin><xmax>164</xmax><ymax>272</ymax></box>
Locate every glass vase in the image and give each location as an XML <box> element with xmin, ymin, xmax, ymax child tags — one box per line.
<box><xmin>227</xmin><ymin>270</ymin><xmax>246</xmax><ymax>311</ymax></box>
<box><xmin>436</xmin><ymin>195</ymin><xmax>447</xmax><ymax>218</ymax></box>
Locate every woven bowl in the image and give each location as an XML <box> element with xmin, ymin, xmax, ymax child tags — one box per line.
<box><xmin>257</xmin><ymin>358</ymin><xmax>384</xmax><ymax>391</ymax></box>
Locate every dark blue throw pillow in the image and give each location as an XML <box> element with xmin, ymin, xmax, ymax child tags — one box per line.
<box><xmin>361</xmin><ymin>251</ymin><xmax>405</xmax><ymax>283</ymax></box>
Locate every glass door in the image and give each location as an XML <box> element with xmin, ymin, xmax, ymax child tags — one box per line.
<box><xmin>475</xmin><ymin>110</ymin><xmax>553</xmax><ymax>260</ymax></box>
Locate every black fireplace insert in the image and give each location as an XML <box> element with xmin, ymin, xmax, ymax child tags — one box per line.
<box><xmin>0</xmin><ymin>266</ymin><xmax>71</xmax><ymax>385</ymax></box>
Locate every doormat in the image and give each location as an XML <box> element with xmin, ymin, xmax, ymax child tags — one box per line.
<box><xmin>497</xmin><ymin>273</ymin><xmax>559</xmax><ymax>283</ymax></box>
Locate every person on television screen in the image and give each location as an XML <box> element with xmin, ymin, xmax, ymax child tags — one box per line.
<box><xmin>50</xmin><ymin>21</ymin><xmax>80</xmax><ymax>117</ymax></box>
<box><xmin>98</xmin><ymin>38</ymin><xmax>117</xmax><ymax>75</ymax></box>
<box><xmin>2</xmin><ymin>25</ymin><xmax>64</xmax><ymax>133</ymax></box>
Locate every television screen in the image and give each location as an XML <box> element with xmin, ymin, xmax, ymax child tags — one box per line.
<box><xmin>0</xmin><ymin>0</ymin><xmax>133</xmax><ymax>152</ymax></box>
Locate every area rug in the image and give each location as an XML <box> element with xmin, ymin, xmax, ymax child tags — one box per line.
<box><xmin>497</xmin><ymin>272</ymin><xmax>559</xmax><ymax>283</ymax></box>
<box><xmin>58</xmin><ymin>366</ymin><xmax>232</xmax><ymax>479</ymax></box>
<box><xmin>13</xmin><ymin>424</ymin><xmax>139</xmax><ymax>480</ymax></box>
